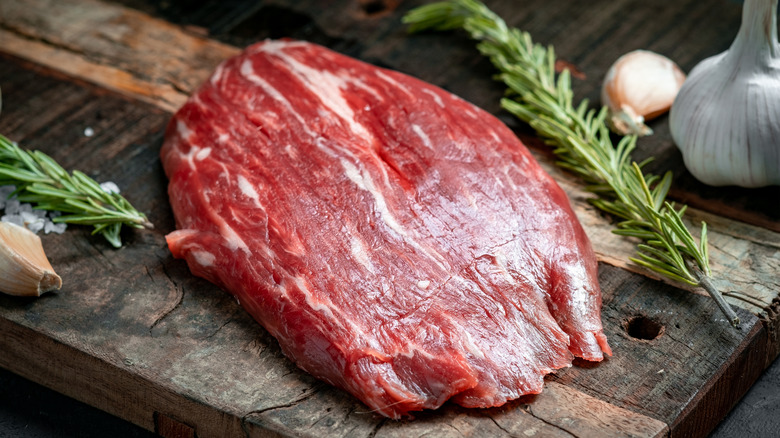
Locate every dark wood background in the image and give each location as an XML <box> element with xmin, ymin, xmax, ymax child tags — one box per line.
<box><xmin>1</xmin><ymin>0</ymin><xmax>779</xmax><ymax>437</ymax></box>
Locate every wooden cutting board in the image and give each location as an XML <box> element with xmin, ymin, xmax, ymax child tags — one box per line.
<box><xmin>0</xmin><ymin>0</ymin><xmax>778</xmax><ymax>437</ymax></box>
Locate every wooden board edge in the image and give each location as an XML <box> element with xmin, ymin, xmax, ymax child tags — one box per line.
<box><xmin>760</xmin><ymin>296</ymin><xmax>780</xmax><ymax>366</ymax></box>
<box><xmin>0</xmin><ymin>317</ymin><xmax>247</xmax><ymax>438</ymax></box>
<box><xmin>669</xmin><ymin>321</ymin><xmax>769</xmax><ymax>438</ymax></box>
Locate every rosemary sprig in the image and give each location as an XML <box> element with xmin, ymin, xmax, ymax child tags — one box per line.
<box><xmin>0</xmin><ymin>133</ymin><xmax>152</xmax><ymax>248</ymax></box>
<box><xmin>404</xmin><ymin>0</ymin><xmax>740</xmax><ymax>327</ymax></box>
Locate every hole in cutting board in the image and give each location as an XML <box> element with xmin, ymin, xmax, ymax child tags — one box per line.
<box><xmin>624</xmin><ymin>315</ymin><xmax>664</xmax><ymax>340</ymax></box>
<box><xmin>359</xmin><ymin>0</ymin><xmax>400</xmax><ymax>16</ymax></box>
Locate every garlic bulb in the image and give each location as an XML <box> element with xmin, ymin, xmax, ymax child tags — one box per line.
<box><xmin>669</xmin><ymin>0</ymin><xmax>780</xmax><ymax>187</ymax></box>
<box><xmin>0</xmin><ymin>221</ymin><xmax>62</xmax><ymax>296</ymax></box>
<box><xmin>602</xmin><ymin>50</ymin><xmax>686</xmax><ymax>136</ymax></box>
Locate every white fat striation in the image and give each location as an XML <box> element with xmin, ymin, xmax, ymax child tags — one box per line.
<box><xmin>350</xmin><ymin>235</ymin><xmax>375</xmax><ymax>273</ymax></box>
<box><xmin>493</xmin><ymin>173</ymin><xmax>507</xmax><ymax>190</ymax></box>
<box><xmin>492</xmin><ymin>249</ymin><xmax>518</xmax><ymax>285</ymax></box>
<box><xmin>341</xmin><ymin>159</ymin><xmax>405</xmax><ymax>237</ymax></box>
<box><xmin>177</xmin><ymin>120</ymin><xmax>195</xmax><ymax>141</ymax></box>
<box><xmin>314</xmin><ymin>137</ymin><xmax>338</xmax><ymax>158</ymax></box>
<box><xmin>411</xmin><ymin>124</ymin><xmax>433</xmax><ymax>149</ymax></box>
<box><xmin>175</xmin><ymin>121</ymin><xmax>204</xmax><ymax>171</ymax></box>
<box><xmin>463</xmin><ymin>189</ymin><xmax>479</xmax><ymax>212</ymax></box>
<box><xmin>237</xmin><ymin>174</ymin><xmax>261</xmax><ymax>204</ymax></box>
<box><xmin>190</xmin><ymin>161</ymin><xmax>251</xmax><ymax>254</ymax></box>
<box><xmin>461</xmin><ymin>328</ymin><xmax>486</xmax><ymax>359</ymax></box>
<box><xmin>347</xmin><ymin>76</ymin><xmax>380</xmax><ymax>96</ymax></box>
<box><xmin>341</xmin><ymin>159</ymin><xmax>450</xmax><ymax>272</ymax></box>
<box><xmin>209</xmin><ymin>61</ymin><xmax>227</xmax><ymax>86</ymax></box>
<box><xmin>259</xmin><ymin>42</ymin><xmax>370</xmax><ymax>140</ymax></box>
<box><xmin>422</xmin><ymin>89</ymin><xmax>445</xmax><ymax>108</ymax></box>
<box><xmin>375</xmin><ymin>70</ymin><xmax>415</xmax><ymax>99</ymax></box>
<box><xmin>463</xmin><ymin>107</ymin><xmax>478</xmax><ymax>120</ymax></box>
<box><xmin>239</xmin><ymin>59</ymin><xmax>315</xmax><ymax>137</ymax></box>
<box><xmin>195</xmin><ymin>147</ymin><xmax>212</xmax><ymax>161</ymax></box>
<box><xmin>217</xmin><ymin>214</ymin><xmax>250</xmax><ymax>253</ymax></box>
<box><xmin>502</xmin><ymin>167</ymin><xmax>520</xmax><ymax>191</ymax></box>
<box><xmin>283</xmin><ymin>144</ymin><xmax>298</xmax><ymax>160</ymax></box>
<box><xmin>316</xmin><ymin>137</ymin><xmax>359</xmax><ymax>163</ymax></box>
<box><xmin>171</xmin><ymin>129</ymin><xmax>250</xmax><ymax>260</ymax></box>
<box><xmin>231</xmin><ymin>175</ymin><xmax>278</xmax><ymax>259</ymax></box>
<box><xmin>192</xmin><ymin>250</ymin><xmax>216</xmax><ymax>268</ymax></box>
<box><xmin>293</xmin><ymin>275</ymin><xmax>336</xmax><ymax>320</ymax></box>
<box><xmin>289</xmin><ymin>275</ymin><xmax>380</xmax><ymax>351</ymax></box>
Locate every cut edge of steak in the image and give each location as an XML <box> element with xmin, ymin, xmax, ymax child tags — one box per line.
<box><xmin>161</xmin><ymin>39</ymin><xmax>611</xmax><ymax>419</ymax></box>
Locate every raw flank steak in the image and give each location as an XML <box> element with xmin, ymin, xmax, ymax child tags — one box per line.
<box><xmin>161</xmin><ymin>40</ymin><xmax>611</xmax><ymax>418</ymax></box>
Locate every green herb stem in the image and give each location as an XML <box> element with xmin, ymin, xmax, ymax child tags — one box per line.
<box><xmin>404</xmin><ymin>0</ymin><xmax>740</xmax><ymax>327</ymax></box>
<box><xmin>0</xmin><ymin>133</ymin><xmax>152</xmax><ymax>248</ymax></box>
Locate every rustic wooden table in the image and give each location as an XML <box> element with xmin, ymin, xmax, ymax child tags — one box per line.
<box><xmin>1</xmin><ymin>1</ymin><xmax>778</xmax><ymax>437</ymax></box>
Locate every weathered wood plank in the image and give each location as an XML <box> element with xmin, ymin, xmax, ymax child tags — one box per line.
<box><xmin>2</xmin><ymin>0</ymin><xmax>776</xmax><ymax>323</ymax></box>
<box><xmin>0</xmin><ymin>29</ymin><xmax>189</xmax><ymax>113</ymax></box>
<box><xmin>0</xmin><ymin>317</ymin><xmax>247</xmax><ymax>437</ymax></box>
<box><xmin>0</xmin><ymin>0</ymin><xmax>239</xmax><ymax>112</ymax></box>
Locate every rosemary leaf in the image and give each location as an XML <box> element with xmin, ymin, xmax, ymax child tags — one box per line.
<box><xmin>612</xmin><ymin>229</ymin><xmax>657</xmax><ymax>240</ymax></box>
<box><xmin>404</xmin><ymin>0</ymin><xmax>740</xmax><ymax>327</ymax></box>
<box><xmin>0</xmin><ymin>133</ymin><xmax>152</xmax><ymax>247</ymax></box>
<box><xmin>700</xmin><ymin>223</ymin><xmax>710</xmax><ymax>274</ymax></box>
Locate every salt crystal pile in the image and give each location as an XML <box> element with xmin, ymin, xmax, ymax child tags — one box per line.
<box><xmin>0</xmin><ymin>185</ymin><xmax>67</xmax><ymax>234</ymax></box>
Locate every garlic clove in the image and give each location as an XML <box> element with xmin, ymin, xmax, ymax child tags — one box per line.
<box><xmin>0</xmin><ymin>221</ymin><xmax>62</xmax><ymax>297</ymax></box>
<box><xmin>601</xmin><ymin>50</ymin><xmax>686</xmax><ymax>136</ymax></box>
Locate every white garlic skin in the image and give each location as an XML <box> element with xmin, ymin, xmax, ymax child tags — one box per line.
<box><xmin>602</xmin><ymin>50</ymin><xmax>686</xmax><ymax>136</ymax></box>
<box><xmin>669</xmin><ymin>0</ymin><xmax>780</xmax><ymax>187</ymax></box>
<box><xmin>0</xmin><ymin>221</ymin><xmax>62</xmax><ymax>297</ymax></box>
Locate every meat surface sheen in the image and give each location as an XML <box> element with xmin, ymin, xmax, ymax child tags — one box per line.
<box><xmin>161</xmin><ymin>39</ymin><xmax>611</xmax><ymax>418</ymax></box>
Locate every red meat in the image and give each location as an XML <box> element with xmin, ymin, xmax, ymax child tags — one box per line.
<box><xmin>161</xmin><ymin>40</ymin><xmax>611</xmax><ymax>418</ymax></box>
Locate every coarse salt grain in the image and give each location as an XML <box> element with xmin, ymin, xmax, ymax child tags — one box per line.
<box><xmin>0</xmin><ymin>185</ymin><xmax>67</xmax><ymax>235</ymax></box>
<box><xmin>44</xmin><ymin>221</ymin><xmax>67</xmax><ymax>234</ymax></box>
<box><xmin>0</xmin><ymin>185</ymin><xmax>14</xmax><ymax>209</ymax></box>
<box><xmin>4</xmin><ymin>199</ymin><xmax>21</xmax><ymax>215</ymax></box>
<box><xmin>100</xmin><ymin>181</ymin><xmax>120</xmax><ymax>194</ymax></box>
<box><xmin>27</xmin><ymin>218</ymin><xmax>45</xmax><ymax>234</ymax></box>
<box><xmin>1</xmin><ymin>214</ymin><xmax>24</xmax><ymax>227</ymax></box>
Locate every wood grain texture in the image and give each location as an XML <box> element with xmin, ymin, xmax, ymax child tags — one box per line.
<box><xmin>0</xmin><ymin>0</ymin><xmax>239</xmax><ymax>112</ymax></box>
<box><xmin>0</xmin><ymin>0</ymin><xmax>778</xmax><ymax>437</ymax></box>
